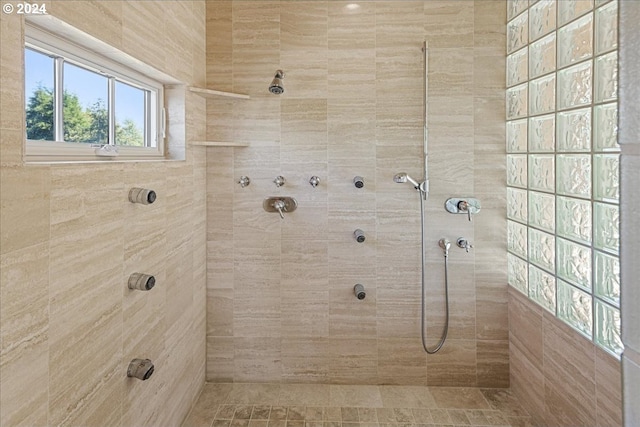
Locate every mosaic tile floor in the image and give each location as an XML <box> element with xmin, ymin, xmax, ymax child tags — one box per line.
<box><xmin>182</xmin><ymin>383</ymin><xmax>533</xmax><ymax>427</ymax></box>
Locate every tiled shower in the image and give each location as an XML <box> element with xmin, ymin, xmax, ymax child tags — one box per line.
<box><xmin>0</xmin><ymin>1</ymin><xmax>637</xmax><ymax>426</ymax></box>
<box><xmin>205</xmin><ymin>0</ymin><xmax>508</xmax><ymax>387</ymax></box>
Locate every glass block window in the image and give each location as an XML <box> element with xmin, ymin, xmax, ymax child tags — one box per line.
<box><xmin>506</xmin><ymin>0</ymin><xmax>621</xmax><ymax>357</ymax></box>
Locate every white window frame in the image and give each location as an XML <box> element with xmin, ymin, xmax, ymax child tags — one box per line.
<box><xmin>24</xmin><ymin>23</ymin><xmax>166</xmax><ymax>162</ymax></box>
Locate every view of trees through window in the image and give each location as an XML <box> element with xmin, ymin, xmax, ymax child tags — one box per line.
<box><xmin>25</xmin><ymin>48</ymin><xmax>147</xmax><ymax>147</ymax></box>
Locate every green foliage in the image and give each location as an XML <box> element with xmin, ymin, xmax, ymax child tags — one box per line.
<box><xmin>63</xmin><ymin>91</ymin><xmax>92</xmax><ymax>142</ymax></box>
<box><xmin>86</xmin><ymin>100</ymin><xmax>108</xmax><ymax>144</ymax></box>
<box><xmin>116</xmin><ymin>119</ymin><xmax>144</xmax><ymax>146</ymax></box>
<box><xmin>25</xmin><ymin>86</ymin><xmax>143</xmax><ymax>146</ymax></box>
<box><xmin>25</xmin><ymin>86</ymin><xmax>54</xmax><ymax>141</ymax></box>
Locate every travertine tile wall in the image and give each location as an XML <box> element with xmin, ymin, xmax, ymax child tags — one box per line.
<box><xmin>508</xmin><ymin>288</ymin><xmax>622</xmax><ymax>426</ymax></box>
<box><xmin>0</xmin><ymin>2</ymin><xmax>207</xmax><ymax>426</ymax></box>
<box><xmin>205</xmin><ymin>1</ymin><xmax>508</xmax><ymax>386</ymax></box>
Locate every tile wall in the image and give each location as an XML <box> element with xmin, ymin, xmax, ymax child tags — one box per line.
<box><xmin>0</xmin><ymin>1</ymin><xmax>208</xmax><ymax>426</ymax></box>
<box><xmin>508</xmin><ymin>287</ymin><xmax>622</xmax><ymax>426</ymax></box>
<box><xmin>205</xmin><ymin>1</ymin><xmax>508</xmax><ymax>386</ymax></box>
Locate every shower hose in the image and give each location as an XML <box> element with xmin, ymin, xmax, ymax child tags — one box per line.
<box><xmin>419</xmin><ymin>194</ymin><xmax>450</xmax><ymax>354</ymax></box>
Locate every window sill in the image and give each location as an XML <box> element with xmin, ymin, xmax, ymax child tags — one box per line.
<box><xmin>25</xmin><ymin>140</ymin><xmax>167</xmax><ymax>164</ymax></box>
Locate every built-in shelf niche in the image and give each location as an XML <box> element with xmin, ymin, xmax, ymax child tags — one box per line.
<box><xmin>188</xmin><ymin>86</ymin><xmax>250</xmax><ymax>100</ymax></box>
<box><xmin>188</xmin><ymin>86</ymin><xmax>250</xmax><ymax>147</ymax></box>
<box><xmin>190</xmin><ymin>141</ymin><xmax>250</xmax><ymax>147</ymax></box>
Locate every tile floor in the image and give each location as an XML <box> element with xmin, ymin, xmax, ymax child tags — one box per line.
<box><xmin>182</xmin><ymin>383</ymin><xmax>533</xmax><ymax>427</ymax></box>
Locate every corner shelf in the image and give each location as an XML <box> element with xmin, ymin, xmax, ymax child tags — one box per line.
<box><xmin>190</xmin><ymin>141</ymin><xmax>250</xmax><ymax>147</ymax></box>
<box><xmin>188</xmin><ymin>86</ymin><xmax>250</xmax><ymax>100</ymax></box>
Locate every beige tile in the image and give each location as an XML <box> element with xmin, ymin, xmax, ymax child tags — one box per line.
<box><xmin>475</xmin><ymin>286</ymin><xmax>509</xmax><ymax>342</ymax></box>
<box><xmin>234</xmin><ymin>338</ymin><xmax>282</xmax><ymax>383</ymax></box>
<box><xmin>595</xmin><ymin>348</ymin><xmax>623</xmax><ymax>427</ymax></box>
<box><xmin>50</xmin><ymin>0</ymin><xmax>123</xmax><ymax>50</ymax></box>
<box><xmin>427</xmin><ymin>340</ymin><xmax>477</xmax><ymax>386</ymax></box>
<box><xmin>0</xmin><ymin>128</ymin><xmax>23</xmax><ymax>168</ymax></box>
<box><xmin>226</xmin><ymin>383</ymin><xmax>282</xmax><ymax>406</ymax></box>
<box><xmin>329</xmin><ymin>339</ymin><xmax>378</xmax><ymax>385</ymax></box>
<box><xmin>207</xmin><ymin>337</ymin><xmax>234</xmax><ymax>382</ymax></box>
<box><xmin>375</xmin><ymin>1</ymin><xmax>425</xmax><ymax>50</ymax></box>
<box><xmin>277</xmin><ymin>384</ymin><xmax>331</xmax><ymax>406</ymax></box>
<box><xmin>474</xmin><ymin>0</ymin><xmax>507</xmax><ymax>51</ymax></box>
<box><xmin>328</xmin><ymin>2</ymin><xmax>375</xmax><ymax>50</ymax></box>
<box><xmin>377</xmin><ymin>339</ymin><xmax>427</xmax><ymax>386</ymax></box>
<box><xmin>208</xmin><ymin>288</ymin><xmax>234</xmax><ymax>336</ymax></box>
<box><xmin>429</xmin><ymin>407</ymin><xmax>452</xmax><ymax>424</ymax></box>
<box><xmin>379</xmin><ymin>385</ymin><xmax>437</xmax><ymax>408</ymax></box>
<box><xmin>508</xmin><ymin>288</ymin><xmax>544</xmax><ymax>367</ymax></box>
<box><xmin>430</xmin><ymin>387</ymin><xmax>490</xmax><ymax>410</ymax></box>
<box><xmin>509</xmin><ymin>343</ymin><xmax>545</xmax><ymax>426</ymax></box>
<box><xmin>424</xmin><ymin>0</ymin><xmax>474</xmax><ymax>48</ymax></box>
<box><xmin>233</xmin><ymin>288</ymin><xmax>280</xmax><ymax>338</ymax></box>
<box><xmin>183</xmin><ymin>402</ymin><xmax>220</xmax><ymax>427</ymax></box>
<box><xmin>480</xmin><ymin>389</ymin><xmax>530</xmax><ymax>418</ymax></box>
<box><xmin>0</xmin><ymin>10</ymin><xmax>25</xmax><ymax>132</ymax></box>
<box><xmin>329</xmin><ymin>385</ymin><xmax>382</xmax><ymax>407</ymax></box>
<box><xmin>0</xmin><ymin>166</ymin><xmax>51</xmax><ymax>255</ymax></box>
<box><xmin>476</xmin><ymin>340</ymin><xmax>510</xmax><ymax>388</ymax></box>
<box><xmin>328</xmin><ymin>51</ymin><xmax>376</xmax><ymax>101</ymax></box>
<box><xmin>281</xmin><ymin>99</ymin><xmax>328</xmax><ymax>147</ymax></box>
<box><xmin>329</xmin><ymin>287</ymin><xmax>377</xmax><ymax>339</ymax></box>
<box><xmin>50</xmin><ymin>164</ymin><xmax>125</xmax><ymax>239</ymax></box>
<box><xmin>0</xmin><ymin>243</ymin><xmax>49</xmax><ymax>427</ymax></box>
<box><xmin>542</xmin><ymin>315</ymin><xmax>597</xmax><ymax>427</ymax></box>
<box><xmin>48</xmin><ymin>218</ymin><xmax>123</xmax><ymax>426</ymax></box>
<box><xmin>429</xmin><ymin>49</ymin><xmax>474</xmax><ymax>96</ymax></box>
<box><xmin>281</xmin><ymin>289</ymin><xmax>329</xmax><ymax>337</ymax></box>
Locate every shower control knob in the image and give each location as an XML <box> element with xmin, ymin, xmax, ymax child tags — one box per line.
<box><xmin>273</xmin><ymin>176</ymin><xmax>286</xmax><ymax>187</ymax></box>
<box><xmin>309</xmin><ymin>176</ymin><xmax>320</xmax><ymax>188</ymax></box>
<box><xmin>353</xmin><ymin>176</ymin><xmax>365</xmax><ymax>188</ymax></box>
<box><xmin>456</xmin><ymin>237</ymin><xmax>474</xmax><ymax>253</ymax></box>
<box><xmin>238</xmin><ymin>176</ymin><xmax>251</xmax><ymax>188</ymax></box>
<box><xmin>353</xmin><ymin>229</ymin><xmax>366</xmax><ymax>243</ymax></box>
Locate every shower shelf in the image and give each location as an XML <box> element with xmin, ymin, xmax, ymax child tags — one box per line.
<box><xmin>190</xmin><ymin>141</ymin><xmax>250</xmax><ymax>147</ymax></box>
<box><xmin>188</xmin><ymin>86</ymin><xmax>250</xmax><ymax>100</ymax></box>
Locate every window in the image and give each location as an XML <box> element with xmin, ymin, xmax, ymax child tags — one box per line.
<box><xmin>506</xmin><ymin>0</ymin><xmax>621</xmax><ymax>356</ymax></box>
<box><xmin>25</xmin><ymin>23</ymin><xmax>164</xmax><ymax>161</ymax></box>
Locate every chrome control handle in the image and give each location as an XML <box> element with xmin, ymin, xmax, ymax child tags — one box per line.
<box><xmin>309</xmin><ymin>176</ymin><xmax>320</xmax><ymax>188</ymax></box>
<box><xmin>273</xmin><ymin>199</ymin><xmax>286</xmax><ymax>219</ymax></box>
<box><xmin>445</xmin><ymin>197</ymin><xmax>481</xmax><ymax>221</ymax></box>
<box><xmin>263</xmin><ymin>197</ymin><xmax>298</xmax><ymax>219</ymax></box>
<box><xmin>238</xmin><ymin>176</ymin><xmax>251</xmax><ymax>188</ymax></box>
<box><xmin>456</xmin><ymin>237</ymin><xmax>474</xmax><ymax>253</ymax></box>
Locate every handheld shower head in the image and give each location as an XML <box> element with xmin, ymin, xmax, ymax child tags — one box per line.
<box><xmin>393</xmin><ymin>172</ymin><xmax>421</xmax><ymax>189</ymax></box>
<box><xmin>269</xmin><ymin>70</ymin><xmax>285</xmax><ymax>94</ymax></box>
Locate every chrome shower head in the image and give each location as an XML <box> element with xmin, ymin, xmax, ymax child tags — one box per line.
<box><xmin>393</xmin><ymin>172</ymin><xmax>420</xmax><ymax>189</ymax></box>
<box><xmin>269</xmin><ymin>70</ymin><xmax>285</xmax><ymax>94</ymax></box>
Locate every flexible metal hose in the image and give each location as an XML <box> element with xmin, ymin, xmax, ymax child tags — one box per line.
<box><xmin>419</xmin><ymin>194</ymin><xmax>450</xmax><ymax>354</ymax></box>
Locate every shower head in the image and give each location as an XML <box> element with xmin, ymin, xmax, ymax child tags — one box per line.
<box><xmin>269</xmin><ymin>70</ymin><xmax>285</xmax><ymax>94</ymax></box>
<box><xmin>393</xmin><ymin>172</ymin><xmax>421</xmax><ymax>189</ymax></box>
